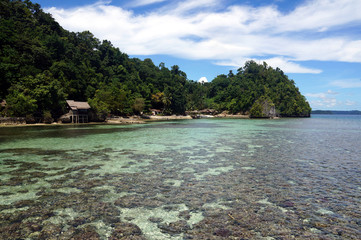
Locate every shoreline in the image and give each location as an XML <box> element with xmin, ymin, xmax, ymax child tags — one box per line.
<box><xmin>0</xmin><ymin>114</ymin><xmax>253</xmax><ymax>127</ymax></box>
<box><xmin>214</xmin><ymin>114</ymin><xmax>250</xmax><ymax>119</ymax></box>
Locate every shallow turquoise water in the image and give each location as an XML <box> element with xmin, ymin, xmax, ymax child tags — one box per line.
<box><xmin>0</xmin><ymin>116</ymin><xmax>360</xmax><ymax>239</ymax></box>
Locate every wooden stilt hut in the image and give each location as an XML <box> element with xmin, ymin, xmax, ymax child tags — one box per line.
<box><xmin>66</xmin><ymin>100</ymin><xmax>91</xmax><ymax>123</ymax></box>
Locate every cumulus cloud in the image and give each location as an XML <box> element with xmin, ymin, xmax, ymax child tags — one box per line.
<box><xmin>46</xmin><ymin>0</ymin><xmax>361</xmax><ymax>73</ymax></box>
<box><xmin>198</xmin><ymin>77</ymin><xmax>208</xmax><ymax>83</ymax></box>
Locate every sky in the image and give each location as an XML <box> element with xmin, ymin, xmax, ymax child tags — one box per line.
<box><xmin>34</xmin><ymin>0</ymin><xmax>361</xmax><ymax>110</ymax></box>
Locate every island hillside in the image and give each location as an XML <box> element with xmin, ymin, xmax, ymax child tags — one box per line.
<box><xmin>0</xmin><ymin>0</ymin><xmax>311</xmax><ymax>122</ymax></box>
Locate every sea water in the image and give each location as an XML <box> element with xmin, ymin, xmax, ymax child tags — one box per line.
<box><xmin>0</xmin><ymin>116</ymin><xmax>360</xmax><ymax>239</ymax></box>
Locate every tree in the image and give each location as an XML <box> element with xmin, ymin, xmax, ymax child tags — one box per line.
<box><xmin>151</xmin><ymin>92</ymin><xmax>165</xmax><ymax>110</ymax></box>
<box><xmin>132</xmin><ymin>98</ymin><xmax>145</xmax><ymax>114</ymax></box>
<box><xmin>5</xmin><ymin>90</ymin><xmax>37</xmax><ymax>117</ymax></box>
<box><xmin>43</xmin><ymin>110</ymin><xmax>53</xmax><ymax>123</ymax></box>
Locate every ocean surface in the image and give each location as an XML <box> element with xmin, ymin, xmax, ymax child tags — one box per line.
<box><xmin>0</xmin><ymin>115</ymin><xmax>360</xmax><ymax>239</ymax></box>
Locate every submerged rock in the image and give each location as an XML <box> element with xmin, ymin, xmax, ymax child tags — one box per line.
<box><xmin>148</xmin><ymin>217</ymin><xmax>163</xmax><ymax>223</ymax></box>
<box><xmin>158</xmin><ymin>220</ymin><xmax>190</xmax><ymax>234</ymax></box>
<box><xmin>214</xmin><ymin>228</ymin><xmax>232</xmax><ymax>237</ymax></box>
<box><xmin>179</xmin><ymin>210</ymin><xmax>191</xmax><ymax>220</ymax></box>
<box><xmin>279</xmin><ymin>200</ymin><xmax>295</xmax><ymax>208</ymax></box>
<box><xmin>110</xmin><ymin>222</ymin><xmax>144</xmax><ymax>239</ymax></box>
<box><xmin>40</xmin><ymin>224</ymin><xmax>62</xmax><ymax>239</ymax></box>
<box><xmin>72</xmin><ymin>226</ymin><xmax>101</xmax><ymax>240</ymax></box>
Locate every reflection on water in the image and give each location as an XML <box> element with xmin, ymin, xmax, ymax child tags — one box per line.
<box><xmin>0</xmin><ymin>116</ymin><xmax>360</xmax><ymax>239</ymax></box>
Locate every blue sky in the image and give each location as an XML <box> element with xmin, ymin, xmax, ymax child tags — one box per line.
<box><xmin>35</xmin><ymin>0</ymin><xmax>361</xmax><ymax>110</ymax></box>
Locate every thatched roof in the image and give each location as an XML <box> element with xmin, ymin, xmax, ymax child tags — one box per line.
<box><xmin>66</xmin><ymin>100</ymin><xmax>91</xmax><ymax>110</ymax></box>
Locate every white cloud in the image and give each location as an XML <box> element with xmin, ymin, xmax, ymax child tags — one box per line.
<box><xmin>305</xmin><ymin>90</ymin><xmax>340</xmax><ymax>108</ymax></box>
<box><xmin>129</xmin><ymin>0</ymin><xmax>167</xmax><ymax>8</ymax></box>
<box><xmin>331</xmin><ymin>79</ymin><xmax>361</xmax><ymax>88</ymax></box>
<box><xmin>306</xmin><ymin>90</ymin><xmax>340</xmax><ymax>98</ymax></box>
<box><xmin>216</xmin><ymin>57</ymin><xmax>322</xmax><ymax>74</ymax></box>
<box><xmin>276</xmin><ymin>0</ymin><xmax>361</xmax><ymax>33</ymax></box>
<box><xmin>166</xmin><ymin>0</ymin><xmax>219</xmax><ymax>14</ymax></box>
<box><xmin>306</xmin><ymin>93</ymin><xmax>328</xmax><ymax>99</ymax></box>
<box><xmin>198</xmin><ymin>77</ymin><xmax>208</xmax><ymax>83</ymax></box>
<box><xmin>309</xmin><ymin>99</ymin><xmax>337</xmax><ymax>108</ymax></box>
<box><xmin>258</xmin><ymin>58</ymin><xmax>322</xmax><ymax>74</ymax></box>
<box><xmin>46</xmin><ymin>0</ymin><xmax>361</xmax><ymax>73</ymax></box>
<box><xmin>326</xmin><ymin>90</ymin><xmax>339</xmax><ymax>95</ymax></box>
<box><xmin>345</xmin><ymin>100</ymin><xmax>357</xmax><ymax>106</ymax></box>
<box><xmin>306</xmin><ymin>89</ymin><xmax>359</xmax><ymax>109</ymax></box>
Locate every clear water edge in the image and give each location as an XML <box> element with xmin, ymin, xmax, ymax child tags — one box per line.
<box><xmin>1</xmin><ymin>116</ymin><xmax>360</xmax><ymax>239</ymax></box>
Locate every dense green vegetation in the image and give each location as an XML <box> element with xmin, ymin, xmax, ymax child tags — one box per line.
<box><xmin>0</xmin><ymin>0</ymin><xmax>311</xmax><ymax>121</ymax></box>
<box><xmin>206</xmin><ymin>62</ymin><xmax>311</xmax><ymax>117</ymax></box>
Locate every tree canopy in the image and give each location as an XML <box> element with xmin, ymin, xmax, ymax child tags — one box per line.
<box><xmin>205</xmin><ymin>61</ymin><xmax>311</xmax><ymax>117</ymax></box>
<box><xmin>0</xmin><ymin>0</ymin><xmax>311</xmax><ymax>120</ymax></box>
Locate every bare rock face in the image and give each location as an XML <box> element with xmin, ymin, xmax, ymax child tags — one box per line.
<box><xmin>59</xmin><ymin>113</ymin><xmax>72</xmax><ymax>123</ymax></box>
<box><xmin>250</xmin><ymin>96</ymin><xmax>277</xmax><ymax>118</ymax></box>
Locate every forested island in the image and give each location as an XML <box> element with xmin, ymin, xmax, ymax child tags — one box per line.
<box><xmin>0</xmin><ymin>0</ymin><xmax>311</xmax><ymax>123</ymax></box>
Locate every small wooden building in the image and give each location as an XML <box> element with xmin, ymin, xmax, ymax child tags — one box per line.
<box><xmin>150</xmin><ymin>109</ymin><xmax>162</xmax><ymax>115</ymax></box>
<box><xmin>66</xmin><ymin>100</ymin><xmax>91</xmax><ymax>123</ymax></box>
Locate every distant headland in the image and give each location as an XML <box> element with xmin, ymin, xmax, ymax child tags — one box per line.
<box><xmin>312</xmin><ymin>110</ymin><xmax>361</xmax><ymax>115</ymax></box>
